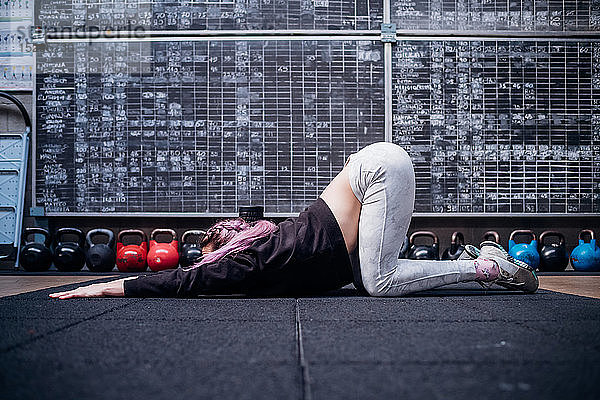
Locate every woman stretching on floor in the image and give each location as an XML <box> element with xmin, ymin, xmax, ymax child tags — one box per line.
<box><xmin>50</xmin><ymin>142</ymin><xmax>538</xmax><ymax>299</ymax></box>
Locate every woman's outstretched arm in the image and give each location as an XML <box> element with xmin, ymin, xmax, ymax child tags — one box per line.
<box><xmin>49</xmin><ymin>252</ymin><xmax>261</xmax><ymax>299</ymax></box>
<box><xmin>49</xmin><ymin>277</ymin><xmax>136</xmax><ymax>299</ymax></box>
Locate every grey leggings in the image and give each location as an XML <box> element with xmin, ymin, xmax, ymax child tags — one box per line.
<box><xmin>346</xmin><ymin>142</ymin><xmax>476</xmax><ymax>296</ymax></box>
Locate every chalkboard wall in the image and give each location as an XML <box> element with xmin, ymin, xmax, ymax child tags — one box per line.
<box><xmin>393</xmin><ymin>40</ymin><xmax>600</xmax><ymax>214</ymax></box>
<box><xmin>391</xmin><ymin>0</ymin><xmax>599</xmax><ymax>31</ymax></box>
<box><xmin>36</xmin><ymin>0</ymin><xmax>383</xmax><ymax>30</ymax></box>
<box><xmin>35</xmin><ymin>40</ymin><xmax>384</xmax><ymax>213</ymax></box>
<box><xmin>34</xmin><ymin>1</ymin><xmax>600</xmax><ymax>215</ymax></box>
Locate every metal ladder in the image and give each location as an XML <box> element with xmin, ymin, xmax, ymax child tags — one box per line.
<box><xmin>0</xmin><ymin>92</ymin><xmax>31</xmax><ymax>268</ymax></box>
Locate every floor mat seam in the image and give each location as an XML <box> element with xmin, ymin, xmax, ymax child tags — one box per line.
<box><xmin>296</xmin><ymin>298</ymin><xmax>312</xmax><ymax>400</ymax></box>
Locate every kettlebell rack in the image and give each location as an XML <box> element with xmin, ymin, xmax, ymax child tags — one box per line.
<box><xmin>0</xmin><ymin>92</ymin><xmax>31</xmax><ymax>269</ymax></box>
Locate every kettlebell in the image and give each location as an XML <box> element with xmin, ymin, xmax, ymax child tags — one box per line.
<box><xmin>538</xmin><ymin>231</ymin><xmax>568</xmax><ymax>272</ymax></box>
<box><xmin>179</xmin><ymin>230</ymin><xmax>206</xmax><ymax>267</ymax></box>
<box><xmin>570</xmin><ymin>229</ymin><xmax>600</xmax><ymax>272</ymax></box>
<box><xmin>53</xmin><ymin>228</ymin><xmax>86</xmax><ymax>272</ymax></box>
<box><xmin>398</xmin><ymin>236</ymin><xmax>410</xmax><ymax>259</ymax></box>
<box><xmin>483</xmin><ymin>231</ymin><xmax>500</xmax><ymax>244</ymax></box>
<box><xmin>441</xmin><ymin>231</ymin><xmax>465</xmax><ymax>260</ymax></box>
<box><xmin>116</xmin><ymin>229</ymin><xmax>148</xmax><ymax>272</ymax></box>
<box><xmin>238</xmin><ymin>206</ymin><xmax>264</xmax><ymax>223</ymax></box>
<box><xmin>508</xmin><ymin>230</ymin><xmax>541</xmax><ymax>270</ymax></box>
<box><xmin>19</xmin><ymin>228</ymin><xmax>53</xmax><ymax>272</ymax></box>
<box><xmin>148</xmin><ymin>229</ymin><xmax>179</xmax><ymax>271</ymax></box>
<box><xmin>85</xmin><ymin>229</ymin><xmax>116</xmax><ymax>272</ymax></box>
<box><xmin>407</xmin><ymin>231</ymin><xmax>439</xmax><ymax>260</ymax></box>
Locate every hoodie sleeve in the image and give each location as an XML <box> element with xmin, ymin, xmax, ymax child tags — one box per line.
<box><xmin>123</xmin><ymin>252</ymin><xmax>260</xmax><ymax>297</ymax></box>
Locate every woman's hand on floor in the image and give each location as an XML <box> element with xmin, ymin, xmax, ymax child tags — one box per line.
<box><xmin>49</xmin><ymin>278</ymin><xmax>133</xmax><ymax>299</ymax></box>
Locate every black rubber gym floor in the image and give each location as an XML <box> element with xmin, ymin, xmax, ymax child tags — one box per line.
<box><xmin>1</xmin><ymin>280</ymin><xmax>599</xmax><ymax>400</ymax></box>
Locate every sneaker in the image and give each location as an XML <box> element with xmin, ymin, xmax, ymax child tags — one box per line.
<box><xmin>478</xmin><ymin>241</ymin><xmax>539</xmax><ymax>293</ymax></box>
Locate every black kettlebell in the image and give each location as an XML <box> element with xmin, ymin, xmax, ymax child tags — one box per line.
<box><xmin>538</xmin><ymin>230</ymin><xmax>568</xmax><ymax>272</ymax></box>
<box><xmin>179</xmin><ymin>230</ymin><xmax>206</xmax><ymax>267</ymax></box>
<box><xmin>483</xmin><ymin>231</ymin><xmax>500</xmax><ymax>244</ymax></box>
<box><xmin>398</xmin><ymin>236</ymin><xmax>410</xmax><ymax>259</ymax></box>
<box><xmin>19</xmin><ymin>228</ymin><xmax>53</xmax><ymax>272</ymax></box>
<box><xmin>441</xmin><ymin>232</ymin><xmax>465</xmax><ymax>260</ymax></box>
<box><xmin>53</xmin><ymin>228</ymin><xmax>86</xmax><ymax>272</ymax></box>
<box><xmin>238</xmin><ymin>206</ymin><xmax>264</xmax><ymax>223</ymax></box>
<box><xmin>407</xmin><ymin>231</ymin><xmax>439</xmax><ymax>260</ymax></box>
<box><xmin>85</xmin><ymin>229</ymin><xmax>116</xmax><ymax>272</ymax></box>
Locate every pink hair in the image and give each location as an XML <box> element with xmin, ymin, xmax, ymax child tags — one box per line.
<box><xmin>194</xmin><ymin>218</ymin><xmax>277</xmax><ymax>267</ymax></box>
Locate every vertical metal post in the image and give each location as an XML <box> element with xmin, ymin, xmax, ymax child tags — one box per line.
<box><xmin>14</xmin><ymin>128</ymin><xmax>30</xmax><ymax>269</ymax></box>
<box><xmin>31</xmin><ymin>51</ymin><xmax>37</xmax><ymax>209</ymax></box>
<box><xmin>383</xmin><ymin>0</ymin><xmax>393</xmax><ymax>142</ymax></box>
<box><xmin>384</xmin><ymin>43</ymin><xmax>392</xmax><ymax>142</ymax></box>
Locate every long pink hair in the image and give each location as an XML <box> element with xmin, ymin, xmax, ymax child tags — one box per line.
<box><xmin>193</xmin><ymin>218</ymin><xmax>277</xmax><ymax>267</ymax></box>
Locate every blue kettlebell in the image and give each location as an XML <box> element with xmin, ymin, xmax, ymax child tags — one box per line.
<box><xmin>508</xmin><ymin>230</ymin><xmax>540</xmax><ymax>270</ymax></box>
<box><xmin>570</xmin><ymin>229</ymin><xmax>600</xmax><ymax>272</ymax></box>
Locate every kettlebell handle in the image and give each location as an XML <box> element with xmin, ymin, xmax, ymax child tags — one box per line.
<box><xmin>181</xmin><ymin>230</ymin><xmax>206</xmax><ymax>244</ymax></box>
<box><xmin>55</xmin><ymin>228</ymin><xmax>85</xmax><ymax>247</ymax></box>
<box><xmin>509</xmin><ymin>229</ymin><xmax>537</xmax><ymax>242</ymax></box>
<box><xmin>151</xmin><ymin>228</ymin><xmax>177</xmax><ymax>242</ymax></box>
<box><xmin>409</xmin><ymin>231</ymin><xmax>439</xmax><ymax>245</ymax></box>
<box><xmin>23</xmin><ymin>227</ymin><xmax>51</xmax><ymax>247</ymax></box>
<box><xmin>86</xmin><ymin>228</ymin><xmax>115</xmax><ymax>248</ymax></box>
<box><xmin>539</xmin><ymin>231</ymin><xmax>565</xmax><ymax>246</ymax></box>
<box><xmin>117</xmin><ymin>229</ymin><xmax>147</xmax><ymax>244</ymax></box>
<box><xmin>451</xmin><ymin>231</ymin><xmax>464</xmax><ymax>245</ymax></box>
<box><xmin>483</xmin><ymin>231</ymin><xmax>500</xmax><ymax>244</ymax></box>
<box><xmin>578</xmin><ymin>229</ymin><xmax>595</xmax><ymax>241</ymax></box>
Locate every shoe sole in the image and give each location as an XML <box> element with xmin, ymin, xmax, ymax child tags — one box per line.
<box><xmin>498</xmin><ymin>266</ymin><xmax>538</xmax><ymax>294</ymax></box>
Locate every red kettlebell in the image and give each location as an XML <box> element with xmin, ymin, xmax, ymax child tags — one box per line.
<box><xmin>116</xmin><ymin>229</ymin><xmax>148</xmax><ymax>272</ymax></box>
<box><xmin>147</xmin><ymin>229</ymin><xmax>179</xmax><ymax>271</ymax></box>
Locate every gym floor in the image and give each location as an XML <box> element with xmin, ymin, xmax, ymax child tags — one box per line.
<box><xmin>1</xmin><ymin>274</ymin><xmax>599</xmax><ymax>400</ymax></box>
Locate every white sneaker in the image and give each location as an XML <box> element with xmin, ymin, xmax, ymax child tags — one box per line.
<box><xmin>478</xmin><ymin>241</ymin><xmax>539</xmax><ymax>293</ymax></box>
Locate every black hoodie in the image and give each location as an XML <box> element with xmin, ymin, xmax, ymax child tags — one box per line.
<box><xmin>123</xmin><ymin>197</ymin><xmax>353</xmax><ymax>297</ymax></box>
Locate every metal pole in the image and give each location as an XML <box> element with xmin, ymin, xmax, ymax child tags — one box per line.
<box><xmin>45</xmin><ymin>34</ymin><xmax>381</xmax><ymax>43</ymax></box>
<box><xmin>43</xmin><ymin>28</ymin><xmax>600</xmax><ymax>40</ymax></box>
<box><xmin>14</xmin><ymin>129</ymin><xmax>30</xmax><ymax>269</ymax></box>
<box><xmin>383</xmin><ymin>0</ymin><xmax>392</xmax><ymax>142</ymax></box>
<box><xmin>44</xmin><ymin>29</ymin><xmax>380</xmax><ymax>40</ymax></box>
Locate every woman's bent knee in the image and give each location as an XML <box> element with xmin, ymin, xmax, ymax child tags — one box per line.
<box><xmin>361</xmin><ymin>278</ymin><xmax>393</xmax><ymax>297</ymax></box>
<box><xmin>362</xmin><ymin>280</ymin><xmax>381</xmax><ymax>297</ymax></box>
